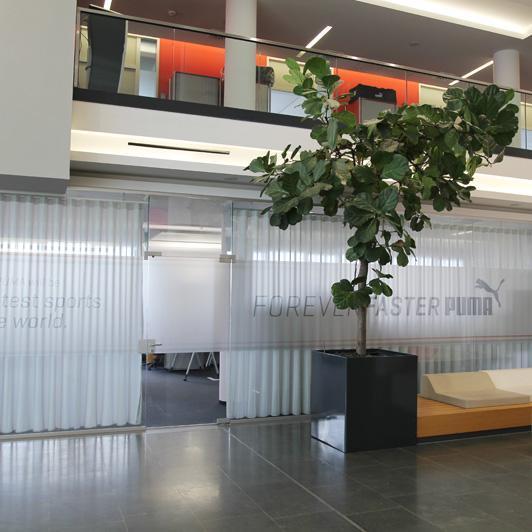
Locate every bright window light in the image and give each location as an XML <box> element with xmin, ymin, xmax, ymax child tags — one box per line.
<box><xmin>449</xmin><ymin>60</ymin><xmax>493</xmax><ymax>86</ymax></box>
<box><xmin>103</xmin><ymin>0</ymin><xmax>113</xmax><ymax>10</ymax></box>
<box><xmin>297</xmin><ymin>26</ymin><xmax>333</xmax><ymax>57</ymax></box>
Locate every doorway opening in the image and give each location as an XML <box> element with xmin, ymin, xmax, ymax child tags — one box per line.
<box><xmin>142</xmin><ymin>195</ymin><xmax>230</xmax><ymax>427</ymax></box>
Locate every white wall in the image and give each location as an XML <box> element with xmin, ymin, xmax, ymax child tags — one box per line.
<box><xmin>71</xmin><ymin>101</ymin><xmax>316</xmax><ymax>179</ymax></box>
<box><xmin>0</xmin><ymin>0</ymin><xmax>76</xmax><ymax>193</ymax></box>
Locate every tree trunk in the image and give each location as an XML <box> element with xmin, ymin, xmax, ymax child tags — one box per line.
<box><xmin>356</xmin><ymin>259</ymin><xmax>369</xmax><ymax>356</ymax></box>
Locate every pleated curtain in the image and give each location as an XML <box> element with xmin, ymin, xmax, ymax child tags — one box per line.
<box><xmin>227</xmin><ymin>208</ymin><xmax>532</xmax><ymax>419</ymax></box>
<box><xmin>0</xmin><ymin>194</ymin><xmax>144</xmax><ymax>434</ymax></box>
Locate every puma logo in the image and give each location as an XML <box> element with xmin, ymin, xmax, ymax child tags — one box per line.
<box><xmin>475</xmin><ymin>278</ymin><xmax>504</xmax><ymax>308</ymax></box>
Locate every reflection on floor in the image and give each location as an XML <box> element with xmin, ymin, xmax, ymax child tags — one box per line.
<box><xmin>2</xmin><ymin>423</ymin><xmax>532</xmax><ymax>531</ymax></box>
<box><xmin>143</xmin><ymin>366</ymin><xmax>226</xmax><ymax>427</ymax></box>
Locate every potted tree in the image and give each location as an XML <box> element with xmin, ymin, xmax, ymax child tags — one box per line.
<box><xmin>246</xmin><ymin>56</ymin><xmax>519</xmax><ymax>452</ymax></box>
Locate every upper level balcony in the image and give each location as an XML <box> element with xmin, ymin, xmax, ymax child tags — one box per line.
<box><xmin>71</xmin><ymin>7</ymin><xmax>532</xmax><ymax>208</ymax></box>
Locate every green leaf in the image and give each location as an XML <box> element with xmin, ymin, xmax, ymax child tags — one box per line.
<box><xmin>304</xmin><ymin>56</ymin><xmax>331</xmax><ymax>78</ymax></box>
<box><xmin>381</xmin><ymin>281</ymin><xmax>393</xmax><ymax>297</ymax></box>
<box><xmin>285</xmin><ymin>57</ymin><xmax>301</xmax><ymax>72</ymax></box>
<box><xmin>352</xmin><ymin>166</ymin><xmax>375</xmax><ymax>184</ymax></box>
<box><xmin>356</xmin><ymin>220</ymin><xmax>378</xmax><ymax>243</ymax></box>
<box><xmin>375</xmin><ymin>187</ymin><xmax>399</xmax><ymax>213</ymax></box>
<box><xmin>312</xmin><ymin>159</ymin><xmax>327</xmax><ymax>181</ymax></box>
<box><xmin>322</xmin><ymin>74</ymin><xmax>341</xmax><ymax>89</ymax></box>
<box><xmin>327</xmin><ymin>118</ymin><xmax>339</xmax><ymax>149</ymax></box>
<box><xmin>352</xmin><ymin>289</ymin><xmax>372</xmax><ymax>308</ymax></box>
<box><xmin>381</xmin><ymin>154</ymin><xmax>410</xmax><ymax>181</ymax></box>
<box><xmin>334</xmin><ymin>110</ymin><xmax>357</xmax><ymax>129</ymax></box>
<box><xmin>299</xmin><ymin>197</ymin><xmax>313</xmax><ymax>215</ymax></box>
<box><xmin>264</xmin><ymin>181</ymin><xmax>284</xmax><ymax>200</ymax></box>
<box><xmin>371</xmin><ymin>151</ymin><xmax>394</xmax><ymax>169</ymax></box>
<box><xmin>397</xmin><ymin>250</ymin><xmax>409</xmax><ymax>267</ymax></box>
<box><xmin>298</xmin><ymin>182</ymin><xmax>333</xmax><ymax>199</ymax></box>
<box><xmin>346</xmin><ymin>247</ymin><xmax>362</xmax><ymax>262</ymax></box>
<box><xmin>247</xmin><ymin>157</ymin><xmax>266</xmax><ymax>173</ymax></box>
<box><xmin>433</xmin><ymin>196</ymin><xmax>446</xmax><ymax>212</ymax></box>
<box><xmin>372</xmin><ymin>268</ymin><xmax>393</xmax><ymax>279</ymax></box>
<box><xmin>349</xmin><ymin>193</ymin><xmax>376</xmax><ymax>212</ymax></box>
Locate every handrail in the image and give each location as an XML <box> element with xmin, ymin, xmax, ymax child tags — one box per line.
<box><xmin>77</xmin><ymin>7</ymin><xmax>532</xmax><ymax>97</ymax></box>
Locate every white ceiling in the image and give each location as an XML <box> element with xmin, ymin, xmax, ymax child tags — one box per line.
<box><xmin>79</xmin><ymin>0</ymin><xmax>532</xmax><ymax>88</ymax></box>
<box><xmin>356</xmin><ymin>0</ymin><xmax>532</xmax><ymax>39</ymax></box>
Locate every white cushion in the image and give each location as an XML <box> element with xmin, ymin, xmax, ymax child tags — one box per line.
<box><xmin>483</xmin><ymin>369</ymin><xmax>532</xmax><ymax>401</ymax></box>
<box><xmin>420</xmin><ymin>372</ymin><xmax>529</xmax><ymax>409</ymax></box>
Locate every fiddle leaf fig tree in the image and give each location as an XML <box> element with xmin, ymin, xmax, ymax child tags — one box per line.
<box><xmin>246</xmin><ymin>56</ymin><xmax>519</xmax><ymax>355</ymax></box>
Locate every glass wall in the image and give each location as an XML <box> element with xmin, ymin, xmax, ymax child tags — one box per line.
<box><xmin>1</xmin><ymin>191</ymin><xmax>531</xmax><ymax>434</ymax></box>
<box><xmin>75</xmin><ymin>8</ymin><xmax>532</xmax><ymax>149</ymax></box>
<box><xmin>0</xmin><ymin>194</ymin><xmax>145</xmax><ymax>435</ymax></box>
<box><xmin>226</xmin><ymin>206</ymin><xmax>532</xmax><ymax>419</ymax></box>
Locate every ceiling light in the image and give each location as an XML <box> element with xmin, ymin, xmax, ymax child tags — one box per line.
<box><xmin>449</xmin><ymin>60</ymin><xmax>493</xmax><ymax>86</ymax></box>
<box><xmin>103</xmin><ymin>0</ymin><xmax>112</xmax><ymax>10</ymax></box>
<box><xmin>297</xmin><ymin>26</ymin><xmax>333</xmax><ymax>57</ymax></box>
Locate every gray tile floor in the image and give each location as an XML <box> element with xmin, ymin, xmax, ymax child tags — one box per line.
<box><xmin>143</xmin><ymin>366</ymin><xmax>226</xmax><ymax>427</ymax></box>
<box><xmin>1</xmin><ymin>423</ymin><xmax>531</xmax><ymax>531</ymax></box>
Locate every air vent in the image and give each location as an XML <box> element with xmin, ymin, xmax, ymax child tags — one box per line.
<box><xmin>128</xmin><ymin>141</ymin><xmax>230</xmax><ymax>155</ymax></box>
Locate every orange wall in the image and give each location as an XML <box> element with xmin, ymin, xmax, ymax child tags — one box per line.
<box><xmin>158</xmin><ymin>39</ymin><xmax>225</xmax><ymax>98</ymax></box>
<box><xmin>158</xmin><ymin>39</ymin><xmax>268</xmax><ymax>98</ymax></box>
<box><xmin>156</xmin><ymin>39</ymin><xmax>419</xmax><ymax>108</ymax></box>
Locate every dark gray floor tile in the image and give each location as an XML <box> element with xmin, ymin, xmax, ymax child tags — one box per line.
<box><xmin>178</xmin><ymin>484</ymin><xmax>262</xmax><ymax>520</ymax></box>
<box><xmin>221</xmin><ymin>460</ymin><xmax>288</xmax><ymax>487</ymax></box>
<box><xmin>461</xmin><ymin>488</ymin><xmax>532</xmax><ymax>530</ymax></box>
<box><xmin>427</xmin><ymin>452</ymin><xmax>511</xmax><ymax>479</ymax></box>
<box><xmin>481</xmin><ymin>472</ymin><xmax>532</xmax><ymax>497</ymax></box>
<box><xmin>313</xmin><ymin>480</ymin><xmax>399</xmax><ymax>514</ymax></box>
<box><xmin>443</xmin><ymin>516</ymin><xmax>522</xmax><ymax>532</ymax></box>
<box><xmin>274</xmin><ymin>458</ymin><xmax>353</xmax><ymax>487</ymax></box>
<box><xmin>116</xmin><ymin>488</ymin><xmax>189</xmax><ymax>516</ymax></box>
<box><xmin>350</xmin><ymin>462</ymin><xmax>485</xmax><ymax>497</ymax></box>
<box><xmin>245</xmin><ymin>481</ymin><xmax>329</xmax><ymax>519</ymax></box>
<box><xmin>276</xmin><ymin>511</ymin><xmax>359</xmax><ymax>531</ymax></box>
<box><xmin>391</xmin><ymin>491</ymin><xmax>491</xmax><ymax>529</ymax></box>
<box><xmin>49</xmin><ymin>522</ymin><xmax>127</xmax><ymax>532</ymax></box>
<box><xmin>364</xmin><ymin>448</ymin><xmax>432</xmax><ymax>468</ymax></box>
<box><xmin>201</xmin><ymin>512</ymin><xmax>281</xmax><ymax>531</ymax></box>
<box><xmin>402</xmin><ymin>443</ymin><xmax>459</xmax><ymax>458</ymax></box>
<box><xmin>124</xmin><ymin>510</ymin><xmax>203</xmax><ymax>532</ymax></box>
<box><xmin>350</xmin><ymin>507</ymin><xmax>441</xmax><ymax>532</ymax></box>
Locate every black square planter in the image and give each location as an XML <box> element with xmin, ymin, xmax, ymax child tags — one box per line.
<box><xmin>311</xmin><ymin>349</ymin><xmax>418</xmax><ymax>452</ymax></box>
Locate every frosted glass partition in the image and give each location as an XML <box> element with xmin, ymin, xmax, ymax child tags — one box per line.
<box><xmin>0</xmin><ymin>194</ymin><xmax>144</xmax><ymax>434</ymax></box>
<box><xmin>227</xmin><ymin>208</ymin><xmax>532</xmax><ymax>419</ymax></box>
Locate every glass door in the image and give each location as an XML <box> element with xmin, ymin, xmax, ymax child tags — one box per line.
<box><xmin>142</xmin><ymin>195</ymin><xmax>231</xmax><ymax>427</ymax></box>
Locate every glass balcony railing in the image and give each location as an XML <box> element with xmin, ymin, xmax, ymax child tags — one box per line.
<box><xmin>75</xmin><ymin>7</ymin><xmax>532</xmax><ymax>151</ymax></box>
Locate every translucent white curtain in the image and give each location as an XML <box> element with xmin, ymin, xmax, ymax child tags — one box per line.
<box><xmin>0</xmin><ymin>194</ymin><xmax>144</xmax><ymax>434</ymax></box>
<box><xmin>227</xmin><ymin>209</ymin><xmax>532</xmax><ymax>419</ymax></box>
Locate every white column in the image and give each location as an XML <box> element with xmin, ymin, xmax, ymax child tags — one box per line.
<box><xmin>224</xmin><ymin>0</ymin><xmax>257</xmax><ymax>110</ymax></box>
<box><xmin>493</xmin><ymin>49</ymin><xmax>522</xmax><ymax>147</ymax></box>
<box><xmin>0</xmin><ymin>0</ymin><xmax>76</xmax><ymax>192</ymax></box>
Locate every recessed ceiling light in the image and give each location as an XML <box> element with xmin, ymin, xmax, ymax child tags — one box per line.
<box><xmin>168</xmin><ymin>9</ymin><xmax>177</xmax><ymax>16</ymax></box>
<box><xmin>103</xmin><ymin>0</ymin><xmax>112</xmax><ymax>10</ymax></box>
<box><xmin>297</xmin><ymin>26</ymin><xmax>333</xmax><ymax>57</ymax></box>
<box><xmin>449</xmin><ymin>60</ymin><xmax>493</xmax><ymax>86</ymax></box>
